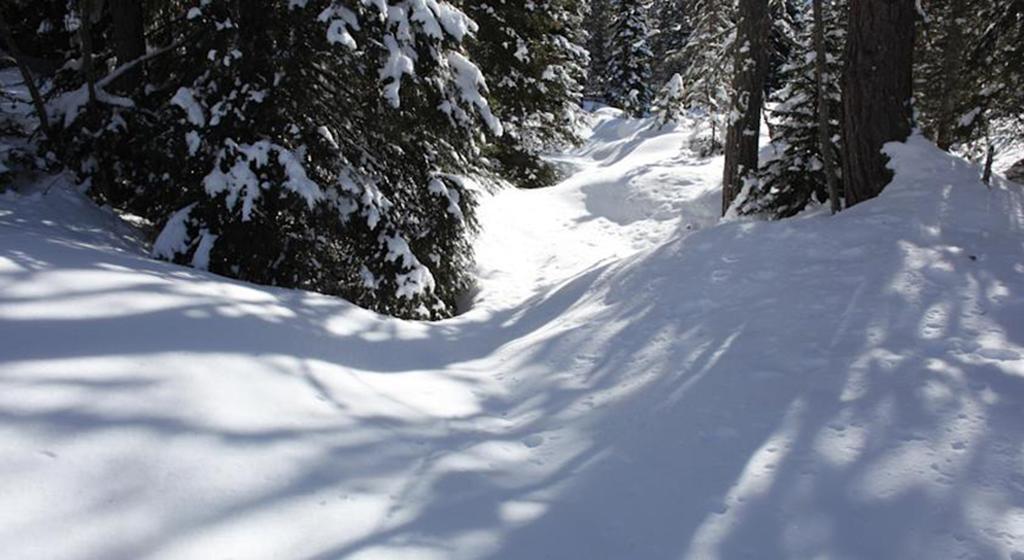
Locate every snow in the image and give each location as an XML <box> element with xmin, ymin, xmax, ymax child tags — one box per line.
<box><xmin>2</xmin><ymin>109</ymin><xmax>1024</xmax><ymax>560</ymax></box>
<box><xmin>406</xmin><ymin>0</ymin><xmax>476</xmax><ymax>41</ymax></box>
<box><xmin>170</xmin><ymin>87</ymin><xmax>205</xmax><ymax>127</ymax></box>
<box><xmin>326</xmin><ymin>19</ymin><xmax>358</xmax><ymax>49</ymax></box>
<box><xmin>381</xmin><ymin>233</ymin><xmax>437</xmax><ymax>300</ymax></box>
<box><xmin>320</xmin><ymin>6</ymin><xmax>361</xmax><ymax>51</ymax></box>
<box><xmin>184</xmin><ymin>130</ymin><xmax>201</xmax><ymax>156</ymax></box>
<box><xmin>427</xmin><ymin>176</ymin><xmax>465</xmax><ymax>222</ymax></box>
<box><xmin>151</xmin><ymin>203</ymin><xmax>196</xmax><ymax>260</ymax></box>
<box><xmin>51</xmin><ymin>83</ymin><xmax>135</xmax><ymax>128</ymax></box>
<box><xmin>191</xmin><ymin>230</ymin><xmax>218</xmax><ymax>270</ymax></box>
<box><xmin>200</xmin><ymin>140</ymin><xmax>323</xmax><ymax>223</ymax></box>
<box><xmin>380</xmin><ymin>35</ymin><xmax>415</xmax><ymax>108</ymax></box>
<box><xmin>447</xmin><ymin>52</ymin><xmax>504</xmax><ymax>136</ymax></box>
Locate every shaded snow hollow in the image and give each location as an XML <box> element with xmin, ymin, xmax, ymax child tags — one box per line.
<box><xmin>2</xmin><ymin>110</ymin><xmax>1024</xmax><ymax>559</ymax></box>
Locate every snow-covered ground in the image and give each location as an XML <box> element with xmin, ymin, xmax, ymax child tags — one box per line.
<box><xmin>2</xmin><ymin>109</ymin><xmax>1024</xmax><ymax>560</ymax></box>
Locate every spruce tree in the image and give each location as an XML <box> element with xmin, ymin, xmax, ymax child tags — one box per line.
<box><xmin>50</xmin><ymin>0</ymin><xmax>503</xmax><ymax>320</ymax></box>
<box><xmin>605</xmin><ymin>0</ymin><xmax>654</xmax><ymax>117</ymax></box>
<box><xmin>766</xmin><ymin>0</ymin><xmax>802</xmax><ymax>95</ymax></box>
<box><xmin>650</xmin><ymin>0</ymin><xmax>692</xmax><ymax>85</ymax></box>
<box><xmin>915</xmin><ymin>0</ymin><xmax>975</xmax><ymax>150</ymax></box>
<box><xmin>738</xmin><ymin>0</ymin><xmax>845</xmax><ymax>218</ymax></box>
<box><xmin>463</xmin><ymin>0</ymin><xmax>588</xmax><ymax>189</ymax></box>
<box><xmin>678</xmin><ymin>0</ymin><xmax>734</xmax><ymax>154</ymax></box>
<box><xmin>917</xmin><ymin>0</ymin><xmax>1024</xmax><ymax>171</ymax></box>
<box><xmin>652</xmin><ymin>73</ymin><xmax>686</xmax><ymax>128</ymax></box>
<box><xmin>812</xmin><ymin>0</ymin><xmax>843</xmax><ymax>214</ymax></box>
<box><xmin>968</xmin><ymin>0</ymin><xmax>1024</xmax><ymax>180</ymax></box>
<box><xmin>585</xmin><ymin>0</ymin><xmax>614</xmax><ymax>101</ymax></box>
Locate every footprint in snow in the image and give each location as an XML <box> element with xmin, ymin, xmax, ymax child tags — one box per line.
<box><xmin>977</xmin><ymin>347</ymin><xmax>1022</xmax><ymax>361</ymax></box>
<box><xmin>523</xmin><ymin>434</ymin><xmax>545</xmax><ymax>449</ymax></box>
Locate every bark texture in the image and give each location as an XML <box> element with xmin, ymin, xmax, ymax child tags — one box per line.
<box><xmin>722</xmin><ymin>0</ymin><xmax>770</xmax><ymax>216</ymax></box>
<box><xmin>841</xmin><ymin>0</ymin><xmax>915</xmax><ymax>207</ymax></box>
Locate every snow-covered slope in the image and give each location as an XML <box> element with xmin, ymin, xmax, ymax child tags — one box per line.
<box><xmin>1</xmin><ymin>112</ymin><xmax>1023</xmax><ymax>560</ymax></box>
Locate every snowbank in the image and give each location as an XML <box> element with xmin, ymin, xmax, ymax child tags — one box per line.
<box><xmin>1</xmin><ymin>120</ymin><xmax>1023</xmax><ymax>559</ymax></box>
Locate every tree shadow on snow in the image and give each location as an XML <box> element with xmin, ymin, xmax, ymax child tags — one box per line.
<box><xmin>1</xmin><ymin>165</ymin><xmax>1023</xmax><ymax>559</ymax></box>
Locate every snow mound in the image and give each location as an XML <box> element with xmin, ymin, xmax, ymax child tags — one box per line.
<box><xmin>1</xmin><ymin>119</ymin><xmax>1023</xmax><ymax>560</ymax></box>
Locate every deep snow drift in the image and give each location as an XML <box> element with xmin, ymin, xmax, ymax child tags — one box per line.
<box><xmin>1</xmin><ymin>110</ymin><xmax>1024</xmax><ymax>560</ymax></box>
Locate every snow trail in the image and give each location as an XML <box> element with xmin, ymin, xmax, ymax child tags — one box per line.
<box><xmin>472</xmin><ymin>108</ymin><xmax>722</xmax><ymax>311</ymax></box>
<box><xmin>1</xmin><ymin>112</ymin><xmax>1024</xmax><ymax>560</ymax></box>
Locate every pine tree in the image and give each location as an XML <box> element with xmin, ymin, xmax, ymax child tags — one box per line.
<box><xmin>585</xmin><ymin>0</ymin><xmax>613</xmax><ymax>101</ymax></box>
<box><xmin>652</xmin><ymin>73</ymin><xmax>686</xmax><ymax>128</ymax></box>
<box><xmin>678</xmin><ymin>0</ymin><xmax>734</xmax><ymax>154</ymax></box>
<box><xmin>738</xmin><ymin>0</ymin><xmax>845</xmax><ymax>218</ymax></box>
<box><xmin>967</xmin><ymin>0</ymin><xmax>1024</xmax><ymax>181</ymax></box>
<box><xmin>811</xmin><ymin>0</ymin><xmax>842</xmax><ymax>214</ymax></box>
<box><xmin>766</xmin><ymin>0</ymin><xmax>801</xmax><ymax>95</ymax></box>
<box><xmin>605</xmin><ymin>0</ymin><xmax>654</xmax><ymax>116</ymax></box>
<box><xmin>916</xmin><ymin>0</ymin><xmax>1023</xmax><ymax>174</ymax></box>
<box><xmin>463</xmin><ymin>0</ymin><xmax>588</xmax><ymax>189</ymax></box>
<box><xmin>915</xmin><ymin>0</ymin><xmax>974</xmax><ymax>150</ymax></box>
<box><xmin>650</xmin><ymin>0</ymin><xmax>692</xmax><ymax>85</ymax></box>
<box><xmin>50</xmin><ymin>0</ymin><xmax>503</xmax><ymax>320</ymax></box>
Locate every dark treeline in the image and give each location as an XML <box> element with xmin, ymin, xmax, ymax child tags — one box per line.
<box><xmin>596</xmin><ymin>0</ymin><xmax>1022</xmax><ymax>218</ymax></box>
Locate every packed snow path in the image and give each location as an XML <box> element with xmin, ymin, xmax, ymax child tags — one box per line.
<box><xmin>2</xmin><ymin>111</ymin><xmax>1024</xmax><ymax>560</ymax></box>
<box><xmin>473</xmin><ymin>110</ymin><xmax>723</xmax><ymax>310</ymax></box>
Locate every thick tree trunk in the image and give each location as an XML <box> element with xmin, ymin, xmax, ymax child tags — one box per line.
<box><xmin>813</xmin><ymin>0</ymin><xmax>841</xmax><ymax>214</ymax></box>
<box><xmin>841</xmin><ymin>0</ymin><xmax>915</xmax><ymax>207</ymax></box>
<box><xmin>109</xmin><ymin>0</ymin><xmax>147</xmax><ymax>93</ymax></box>
<box><xmin>0</xmin><ymin>11</ymin><xmax>51</xmax><ymax>138</ymax></box>
<box><xmin>722</xmin><ymin>0</ymin><xmax>770</xmax><ymax>216</ymax></box>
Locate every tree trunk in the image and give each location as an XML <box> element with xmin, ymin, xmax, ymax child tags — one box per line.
<box><xmin>841</xmin><ymin>0</ymin><xmax>915</xmax><ymax>207</ymax></box>
<box><xmin>0</xmin><ymin>10</ymin><xmax>51</xmax><ymax>138</ymax></box>
<box><xmin>982</xmin><ymin>143</ymin><xmax>995</xmax><ymax>186</ymax></box>
<box><xmin>238</xmin><ymin>0</ymin><xmax>274</xmax><ymax>77</ymax></box>
<box><xmin>109</xmin><ymin>0</ymin><xmax>147</xmax><ymax>93</ymax></box>
<box><xmin>79</xmin><ymin>0</ymin><xmax>98</xmax><ymax>106</ymax></box>
<box><xmin>722</xmin><ymin>0</ymin><xmax>770</xmax><ymax>216</ymax></box>
<box><xmin>934</xmin><ymin>0</ymin><xmax>966</xmax><ymax>150</ymax></box>
<box><xmin>813</xmin><ymin>0</ymin><xmax>841</xmax><ymax>214</ymax></box>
